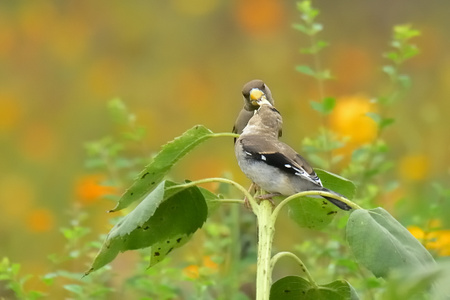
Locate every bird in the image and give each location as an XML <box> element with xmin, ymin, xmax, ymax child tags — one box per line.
<box><xmin>232</xmin><ymin>79</ymin><xmax>281</xmax><ymax>143</ymax></box>
<box><xmin>234</xmin><ymin>96</ymin><xmax>352</xmax><ymax>211</ymax></box>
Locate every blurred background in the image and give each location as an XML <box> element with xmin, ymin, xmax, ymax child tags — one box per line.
<box><xmin>1</xmin><ymin>0</ymin><xmax>449</xmax><ymax>297</ymax></box>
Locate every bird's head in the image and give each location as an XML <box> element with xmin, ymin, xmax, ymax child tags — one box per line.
<box><xmin>241</xmin><ymin>79</ymin><xmax>274</xmax><ymax>110</ymax></box>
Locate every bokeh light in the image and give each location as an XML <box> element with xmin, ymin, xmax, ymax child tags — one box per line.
<box><xmin>1</xmin><ymin>0</ymin><xmax>449</xmax><ymax>297</ymax></box>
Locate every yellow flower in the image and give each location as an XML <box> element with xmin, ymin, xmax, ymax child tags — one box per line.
<box><xmin>408</xmin><ymin>223</ymin><xmax>450</xmax><ymax>256</ymax></box>
<box><xmin>426</xmin><ymin>230</ymin><xmax>450</xmax><ymax>256</ymax></box>
<box><xmin>330</xmin><ymin>95</ymin><xmax>378</xmax><ymax>154</ymax></box>
<box><xmin>408</xmin><ymin>225</ymin><xmax>425</xmax><ymax>240</ymax></box>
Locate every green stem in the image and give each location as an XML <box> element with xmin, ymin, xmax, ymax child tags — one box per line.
<box><xmin>270</xmin><ymin>251</ymin><xmax>318</xmax><ymax>288</ymax></box>
<box><xmin>256</xmin><ymin>200</ymin><xmax>275</xmax><ymax>300</ymax></box>
<box><xmin>170</xmin><ymin>177</ymin><xmax>259</xmax><ymax>215</ymax></box>
<box><xmin>208</xmin><ymin>199</ymin><xmax>245</xmax><ymax>204</ymax></box>
<box><xmin>272</xmin><ymin>190</ymin><xmax>361</xmax><ymax>224</ymax></box>
<box><xmin>210</xmin><ymin>132</ymin><xmax>240</xmax><ymax>139</ymax></box>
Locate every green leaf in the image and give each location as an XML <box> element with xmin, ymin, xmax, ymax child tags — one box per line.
<box><xmin>292</xmin><ymin>23</ymin><xmax>309</xmax><ymax>34</ymax></box>
<box><xmin>317</xmin><ymin>69</ymin><xmax>332</xmax><ymax>80</ymax></box>
<box><xmin>366</xmin><ymin>113</ymin><xmax>395</xmax><ymax>130</ymax></box>
<box><xmin>346</xmin><ymin>208</ymin><xmax>435</xmax><ymax>278</ymax></box>
<box><xmin>288</xmin><ymin>197</ymin><xmax>338</xmax><ymax>230</ymax></box>
<box><xmin>366</xmin><ymin>112</ymin><xmax>381</xmax><ymax>123</ymax></box>
<box><xmin>379</xmin><ymin>118</ymin><xmax>395</xmax><ymax>129</ymax></box>
<box><xmin>382</xmin><ymin>65</ymin><xmax>396</xmax><ymax>76</ymax></box>
<box><xmin>296</xmin><ymin>65</ymin><xmax>316</xmax><ymax>77</ymax></box>
<box><xmin>310</xmin><ymin>23</ymin><xmax>323</xmax><ymax>35</ymax></box>
<box><xmin>270</xmin><ymin>276</ymin><xmax>359</xmax><ymax>300</ymax></box>
<box><xmin>393</xmin><ymin>24</ymin><xmax>421</xmax><ymax>40</ymax></box>
<box><xmin>110</xmin><ymin>125</ymin><xmax>214</xmax><ymax>212</ymax></box>
<box><xmin>315</xmin><ymin>169</ymin><xmax>356</xmax><ymax>200</ymax></box>
<box><xmin>310</xmin><ymin>97</ymin><xmax>335</xmax><ymax>114</ymax></box>
<box><xmin>322</xmin><ymin>97</ymin><xmax>335</xmax><ymax>113</ymax></box>
<box><xmin>310</xmin><ymin>100</ymin><xmax>324</xmax><ymax>113</ymax></box>
<box><xmin>382</xmin><ymin>261</ymin><xmax>450</xmax><ymax>300</ymax></box>
<box><xmin>64</xmin><ymin>284</ymin><xmax>84</xmax><ymax>295</ymax></box>
<box><xmin>108</xmin><ymin>98</ymin><xmax>130</xmax><ymax>125</ymax></box>
<box><xmin>398</xmin><ymin>74</ymin><xmax>411</xmax><ymax>89</ymax></box>
<box><xmin>288</xmin><ymin>169</ymin><xmax>355</xmax><ymax>228</ymax></box>
<box><xmin>85</xmin><ymin>180</ymin><xmax>208</xmax><ymax>275</ymax></box>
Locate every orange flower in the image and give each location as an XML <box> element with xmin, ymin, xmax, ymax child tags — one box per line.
<box><xmin>398</xmin><ymin>154</ymin><xmax>430</xmax><ymax>182</ymax></box>
<box><xmin>75</xmin><ymin>174</ymin><xmax>117</xmax><ymax>205</ymax></box>
<box><xmin>26</xmin><ymin>208</ymin><xmax>54</xmax><ymax>232</ymax></box>
<box><xmin>203</xmin><ymin>255</ymin><xmax>218</xmax><ymax>270</ymax></box>
<box><xmin>234</xmin><ymin>0</ymin><xmax>284</xmax><ymax>36</ymax></box>
<box><xmin>330</xmin><ymin>95</ymin><xmax>378</xmax><ymax>154</ymax></box>
<box><xmin>183</xmin><ymin>265</ymin><xmax>200</xmax><ymax>279</ymax></box>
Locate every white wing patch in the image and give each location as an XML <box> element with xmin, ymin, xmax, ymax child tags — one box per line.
<box><xmin>285</xmin><ymin>163</ymin><xmax>323</xmax><ymax>186</ymax></box>
<box><xmin>260</xmin><ymin>155</ymin><xmax>266</xmax><ymax>161</ymax></box>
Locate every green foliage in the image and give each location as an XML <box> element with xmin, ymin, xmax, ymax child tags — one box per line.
<box><xmin>288</xmin><ymin>197</ymin><xmax>338</xmax><ymax>230</ymax></box>
<box><xmin>110</xmin><ymin>125</ymin><xmax>214</xmax><ymax>212</ymax></box>
<box><xmin>4</xmin><ymin>3</ymin><xmax>446</xmax><ymax>300</ymax></box>
<box><xmin>270</xmin><ymin>276</ymin><xmax>359</xmax><ymax>300</ymax></box>
<box><xmin>288</xmin><ymin>169</ymin><xmax>356</xmax><ymax>230</ymax></box>
<box><xmin>381</xmin><ymin>261</ymin><xmax>450</xmax><ymax>300</ymax></box>
<box><xmin>346</xmin><ymin>208</ymin><xmax>435</xmax><ymax>278</ymax></box>
<box><xmin>0</xmin><ymin>257</ymin><xmax>44</xmax><ymax>299</ymax></box>
<box><xmin>86</xmin><ymin>180</ymin><xmax>209</xmax><ymax>275</ymax></box>
<box><xmin>315</xmin><ymin>169</ymin><xmax>356</xmax><ymax>200</ymax></box>
<box><xmin>310</xmin><ymin>97</ymin><xmax>336</xmax><ymax>115</ymax></box>
<box><xmin>385</xmin><ymin>24</ymin><xmax>421</xmax><ymax>66</ymax></box>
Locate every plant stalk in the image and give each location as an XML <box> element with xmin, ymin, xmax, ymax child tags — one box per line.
<box><xmin>256</xmin><ymin>200</ymin><xmax>275</xmax><ymax>300</ymax></box>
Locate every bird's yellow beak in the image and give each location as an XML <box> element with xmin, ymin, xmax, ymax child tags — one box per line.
<box><xmin>249</xmin><ymin>88</ymin><xmax>264</xmax><ymax>106</ymax></box>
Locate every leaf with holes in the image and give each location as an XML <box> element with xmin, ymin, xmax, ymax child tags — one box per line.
<box><xmin>270</xmin><ymin>276</ymin><xmax>359</xmax><ymax>300</ymax></box>
<box><xmin>110</xmin><ymin>125</ymin><xmax>214</xmax><ymax>212</ymax></box>
<box><xmin>288</xmin><ymin>197</ymin><xmax>337</xmax><ymax>230</ymax></box>
<box><xmin>85</xmin><ymin>180</ymin><xmax>208</xmax><ymax>275</ymax></box>
<box><xmin>288</xmin><ymin>169</ymin><xmax>355</xmax><ymax>229</ymax></box>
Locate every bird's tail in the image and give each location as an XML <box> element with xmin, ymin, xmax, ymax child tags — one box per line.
<box><xmin>318</xmin><ymin>187</ymin><xmax>352</xmax><ymax>211</ymax></box>
<box><xmin>323</xmin><ymin>196</ymin><xmax>352</xmax><ymax>211</ymax></box>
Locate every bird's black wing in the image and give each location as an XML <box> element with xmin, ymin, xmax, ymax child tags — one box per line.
<box><xmin>241</xmin><ymin>138</ymin><xmax>321</xmax><ymax>186</ymax></box>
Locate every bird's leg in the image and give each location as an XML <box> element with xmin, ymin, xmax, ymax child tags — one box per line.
<box><xmin>256</xmin><ymin>193</ymin><xmax>281</xmax><ymax>207</ymax></box>
<box><xmin>256</xmin><ymin>193</ymin><xmax>281</xmax><ymax>200</ymax></box>
<box><xmin>244</xmin><ymin>182</ymin><xmax>259</xmax><ymax>210</ymax></box>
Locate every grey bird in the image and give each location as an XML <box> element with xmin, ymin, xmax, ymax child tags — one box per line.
<box><xmin>234</xmin><ymin>97</ymin><xmax>352</xmax><ymax>211</ymax></box>
<box><xmin>232</xmin><ymin>79</ymin><xmax>281</xmax><ymax>143</ymax></box>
